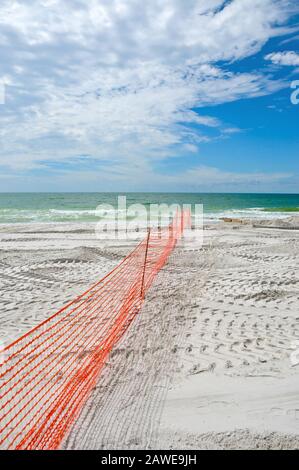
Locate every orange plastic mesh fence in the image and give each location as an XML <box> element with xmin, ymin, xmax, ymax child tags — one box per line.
<box><xmin>0</xmin><ymin>210</ymin><xmax>191</xmax><ymax>450</ymax></box>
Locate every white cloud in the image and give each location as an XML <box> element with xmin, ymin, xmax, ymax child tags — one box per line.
<box><xmin>0</xmin><ymin>65</ymin><xmax>286</xmax><ymax>172</ymax></box>
<box><xmin>1</xmin><ymin>161</ymin><xmax>293</xmax><ymax>193</ymax></box>
<box><xmin>265</xmin><ymin>51</ymin><xmax>299</xmax><ymax>66</ymax></box>
<box><xmin>0</xmin><ymin>0</ymin><xmax>294</xmax><ymax>62</ymax></box>
<box><xmin>182</xmin><ymin>166</ymin><xmax>292</xmax><ymax>185</ymax></box>
<box><xmin>0</xmin><ymin>0</ymin><xmax>297</xmax><ymax>184</ymax></box>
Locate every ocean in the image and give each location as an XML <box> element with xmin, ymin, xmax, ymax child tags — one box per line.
<box><xmin>0</xmin><ymin>193</ymin><xmax>298</xmax><ymax>224</ymax></box>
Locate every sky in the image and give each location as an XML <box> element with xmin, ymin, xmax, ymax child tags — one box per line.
<box><xmin>0</xmin><ymin>0</ymin><xmax>298</xmax><ymax>193</ymax></box>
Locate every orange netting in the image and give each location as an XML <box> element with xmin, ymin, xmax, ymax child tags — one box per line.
<box><xmin>0</xmin><ymin>210</ymin><xmax>191</xmax><ymax>450</ymax></box>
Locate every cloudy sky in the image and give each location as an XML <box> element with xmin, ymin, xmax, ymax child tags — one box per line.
<box><xmin>0</xmin><ymin>0</ymin><xmax>298</xmax><ymax>192</ymax></box>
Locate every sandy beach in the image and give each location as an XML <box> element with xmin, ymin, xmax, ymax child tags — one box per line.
<box><xmin>0</xmin><ymin>218</ymin><xmax>299</xmax><ymax>449</ymax></box>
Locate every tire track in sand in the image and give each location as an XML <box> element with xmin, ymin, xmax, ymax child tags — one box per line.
<box><xmin>63</xmin><ymin>241</ymin><xmax>213</xmax><ymax>450</ymax></box>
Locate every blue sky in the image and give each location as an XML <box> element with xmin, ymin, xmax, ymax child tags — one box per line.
<box><xmin>0</xmin><ymin>0</ymin><xmax>298</xmax><ymax>192</ymax></box>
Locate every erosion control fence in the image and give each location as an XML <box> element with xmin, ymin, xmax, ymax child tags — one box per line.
<box><xmin>0</xmin><ymin>210</ymin><xmax>191</xmax><ymax>450</ymax></box>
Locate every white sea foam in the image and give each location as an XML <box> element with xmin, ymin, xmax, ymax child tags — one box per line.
<box><xmin>0</xmin><ymin>206</ymin><xmax>298</xmax><ymax>224</ymax></box>
<box><xmin>204</xmin><ymin>207</ymin><xmax>298</xmax><ymax>222</ymax></box>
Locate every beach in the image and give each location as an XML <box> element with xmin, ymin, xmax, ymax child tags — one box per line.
<box><xmin>1</xmin><ymin>214</ymin><xmax>298</xmax><ymax>449</ymax></box>
<box><xmin>1</xmin><ymin>0</ymin><xmax>299</xmax><ymax>458</ymax></box>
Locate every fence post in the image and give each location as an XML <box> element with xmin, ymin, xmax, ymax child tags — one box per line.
<box><xmin>141</xmin><ymin>228</ymin><xmax>151</xmax><ymax>299</ymax></box>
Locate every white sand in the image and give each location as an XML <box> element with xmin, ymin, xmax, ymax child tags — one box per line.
<box><xmin>1</xmin><ymin>219</ymin><xmax>299</xmax><ymax>449</ymax></box>
<box><xmin>0</xmin><ymin>222</ymin><xmax>141</xmax><ymax>345</ymax></box>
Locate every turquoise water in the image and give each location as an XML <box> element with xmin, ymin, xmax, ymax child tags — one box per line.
<box><xmin>0</xmin><ymin>193</ymin><xmax>298</xmax><ymax>223</ymax></box>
